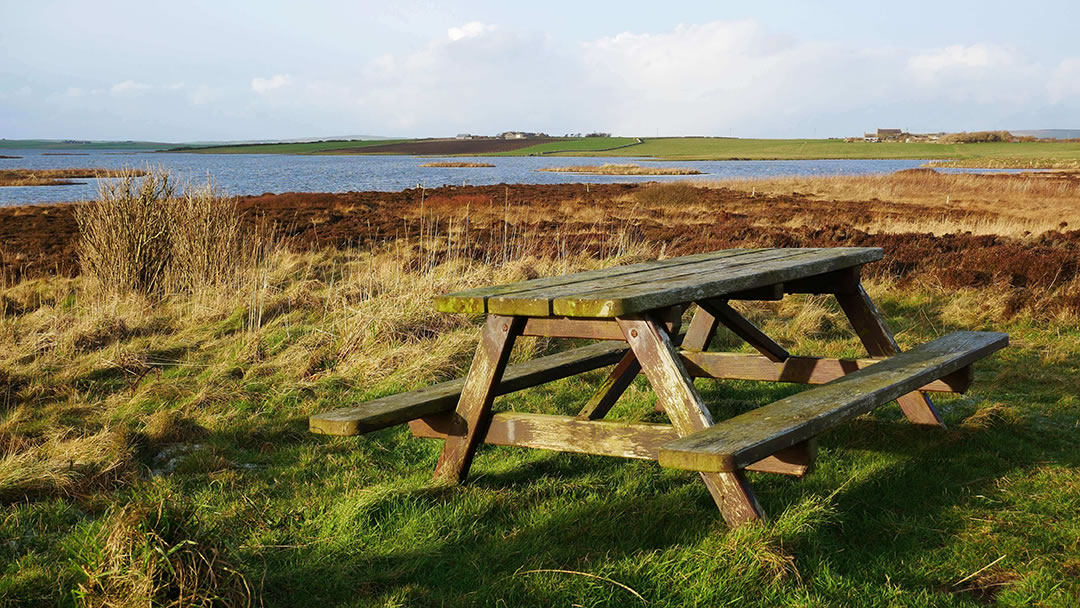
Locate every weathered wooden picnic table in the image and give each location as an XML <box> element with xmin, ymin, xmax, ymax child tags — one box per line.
<box><xmin>311</xmin><ymin>248</ymin><xmax>1007</xmax><ymax>526</ymax></box>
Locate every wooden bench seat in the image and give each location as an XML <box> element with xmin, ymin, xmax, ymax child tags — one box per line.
<box><xmin>309</xmin><ymin>341</ymin><xmax>629</xmax><ymax>436</ymax></box>
<box><xmin>658</xmin><ymin>331</ymin><xmax>1008</xmax><ymax>473</ymax></box>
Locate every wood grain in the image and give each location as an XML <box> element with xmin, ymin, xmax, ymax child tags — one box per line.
<box><xmin>576</xmin><ymin>350</ymin><xmax>641</xmax><ymax>420</ymax></box>
<box><xmin>836</xmin><ymin>283</ymin><xmax>944</xmax><ymax>426</ymax></box>
<box><xmin>488</xmin><ymin>249</ymin><xmax>788</xmax><ymax>317</ymax></box>
<box><xmin>698</xmin><ymin>298</ymin><xmax>789</xmax><ymax>362</ymax></box>
<box><xmin>619</xmin><ymin>314</ymin><xmax>765</xmax><ymax>526</ymax></box>
<box><xmin>659</xmin><ymin>331</ymin><xmax>1008</xmax><ymax>473</ymax></box>
<box><xmin>310</xmin><ymin>340</ymin><xmax>629</xmax><ymax>435</ymax></box>
<box><xmin>435</xmin><ymin>249</ymin><xmax>765</xmax><ymax>314</ymax></box>
<box><xmin>433</xmin><ymin>315</ymin><xmax>524</xmax><ymax>484</ymax></box>
<box><xmin>553</xmin><ymin>248</ymin><xmax>882</xmax><ymax>318</ymax></box>
<box><xmin>680</xmin><ymin>351</ymin><xmax>974</xmax><ymax>392</ymax></box>
<box><xmin>413</xmin><ymin>412</ymin><xmax>678</xmax><ymax>460</ymax></box>
<box><xmin>413</xmin><ymin>412</ymin><xmax>815</xmax><ymax>476</ymax></box>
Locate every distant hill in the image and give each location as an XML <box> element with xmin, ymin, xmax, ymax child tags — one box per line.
<box><xmin>182</xmin><ymin>135</ymin><xmax>395</xmax><ymax>145</ymax></box>
<box><xmin>1012</xmin><ymin>130</ymin><xmax>1080</xmax><ymax>140</ymax></box>
<box><xmin>0</xmin><ymin>139</ymin><xmax>175</xmax><ymax>150</ymax></box>
<box><xmin>0</xmin><ymin>135</ymin><xmax>395</xmax><ymax>150</ymax></box>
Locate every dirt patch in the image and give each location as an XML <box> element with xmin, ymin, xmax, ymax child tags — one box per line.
<box><xmin>331</xmin><ymin>138</ymin><xmax>564</xmax><ymax>155</ymax></box>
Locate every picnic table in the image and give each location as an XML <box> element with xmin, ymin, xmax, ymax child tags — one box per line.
<box><xmin>311</xmin><ymin>248</ymin><xmax>1007</xmax><ymax>527</ymax></box>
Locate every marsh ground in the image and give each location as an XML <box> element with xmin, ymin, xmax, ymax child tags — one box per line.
<box><xmin>1</xmin><ymin>170</ymin><xmax>1079</xmax><ymax>606</ymax></box>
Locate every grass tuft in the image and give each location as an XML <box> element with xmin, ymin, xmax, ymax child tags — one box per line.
<box><xmin>73</xmin><ymin>496</ymin><xmax>252</xmax><ymax>607</ymax></box>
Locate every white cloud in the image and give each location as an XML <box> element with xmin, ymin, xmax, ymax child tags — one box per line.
<box><xmin>251</xmin><ymin>74</ymin><xmax>292</xmax><ymax>94</ymax></box>
<box><xmin>110</xmin><ymin>80</ymin><xmax>152</xmax><ymax>95</ymax></box>
<box><xmin>165</xmin><ymin>82</ymin><xmax>185</xmax><ymax>90</ymax></box>
<box><xmin>908</xmin><ymin>44</ymin><xmax>1007</xmax><ymax>74</ymax></box>
<box><xmin>15</xmin><ymin>86</ymin><xmax>32</xmax><ymax>97</ymax></box>
<box><xmin>447</xmin><ymin>21</ymin><xmax>494</xmax><ymax>42</ymax></box>
<box><xmin>331</xmin><ymin>20</ymin><xmax>1080</xmax><ymax>136</ymax></box>
<box><xmin>188</xmin><ymin>84</ymin><xmax>219</xmax><ymax>105</ymax></box>
<box><xmin>1048</xmin><ymin>58</ymin><xmax>1080</xmax><ymax>103</ymax></box>
<box><xmin>66</xmin><ymin>87</ymin><xmax>84</xmax><ymax>97</ymax></box>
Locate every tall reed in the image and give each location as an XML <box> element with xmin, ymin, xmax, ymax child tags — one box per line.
<box><xmin>75</xmin><ymin>168</ymin><xmax>266</xmax><ymax>297</ymax></box>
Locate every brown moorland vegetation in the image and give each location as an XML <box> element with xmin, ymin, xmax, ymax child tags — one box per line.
<box><xmin>419</xmin><ymin>161</ymin><xmax>496</xmax><ymax>168</ymax></box>
<box><xmin>540</xmin><ymin>163</ymin><xmax>702</xmax><ymax>175</ymax></box>
<box><xmin>2</xmin><ymin>171</ymin><xmax>1079</xmax><ymax>317</ymax></box>
<box><xmin>0</xmin><ymin>168</ymin><xmax>148</xmax><ymax>187</ymax></box>
<box><xmin>1</xmin><ymin>168</ymin><xmax>1079</xmax><ymax>605</ymax></box>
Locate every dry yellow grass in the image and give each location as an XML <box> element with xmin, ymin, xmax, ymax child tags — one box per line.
<box><xmin>0</xmin><ymin>168</ymin><xmax>148</xmax><ymax>187</ymax></box>
<box><xmin>929</xmin><ymin>159</ymin><xmax>1080</xmax><ymax>170</ymax></box>
<box><xmin>697</xmin><ymin>169</ymin><xmax>1080</xmax><ymax>236</ymax></box>
<box><xmin>540</xmin><ymin>163</ymin><xmax>702</xmax><ymax>175</ymax></box>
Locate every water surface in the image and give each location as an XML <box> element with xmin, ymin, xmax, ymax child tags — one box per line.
<box><xmin>0</xmin><ymin>150</ymin><xmax>1024</xmax><ymax>207</ymax></box>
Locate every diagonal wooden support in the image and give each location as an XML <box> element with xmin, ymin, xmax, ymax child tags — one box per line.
<box><xmin>580</xmin><ymin>305</ymin><xmax>685</xmax><ymax>421</ymax></box>
<box><xmin>576</xmin><ymin>350</ymin><xmax>640</xmax><ymax>420</ymax></box>
<box><xmin>617</xmin><ymin>314</ymin><xmax>765</xmax><ymax>526</ymax></box>
<box><xmin>835</xmin><ymin>284</ymin><xmax>944</xmax><ymax>426</ymax></box>
<box><xmin>433</xmin><ymin>314</ymin><xmax>525</xmax><ymax>484</ymax></box>
<box><xmin>681</xmin><ymin>304</ymin><xmax>720</xmax><ymax>352</ymax></box>
<box><xmin>698</xmin><ymin>298</ymin><xmax>789</xmax><ymax>362</ymax></box>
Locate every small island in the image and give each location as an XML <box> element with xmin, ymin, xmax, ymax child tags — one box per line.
<box><xmin>0</xmin><ymin>168</ymin><xmax>148</xmax><ymax>187</ymax></box>
<box><xmin>539</xmin><ymin>163</ymin><xmax>702</xmax><ymax>175</ymax></box>
<box><xmin>419</xmin><ymin>161</ymin><xmax>495</xmax><ymax>168</ymax></box>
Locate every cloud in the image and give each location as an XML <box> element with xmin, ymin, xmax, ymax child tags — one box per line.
<box><xmin>1048</xmin><ymin>58</ymin><xmax>1080</xmax><ymax>103</ymax></box>
<box><xmin>110</xmin><ymin>80</ymin><xmax>152</xmax><ymax>95</ymax></box>
<box><xmin>66</xmin><ymin>87</ymin><xmax>84</xmax><ymax>97</ymax></box>
<box><xmin>251</xmin><ymin>74</ymin><xmax>292</xmax><ymax>94</ymax></box>
<box><xmin>188</xmin><ymin>84</ymin><xmax>219</xmax><ymax>105</ymax></box>
<box><xmin>268</xmin><ymin>20</ymin><xmax>1080</xmax><ymax>136</ymax></box>
<box><xmin>447</xmin><ymin>21</ymin><xmax>495</xmax><ymax>42</ymax></box>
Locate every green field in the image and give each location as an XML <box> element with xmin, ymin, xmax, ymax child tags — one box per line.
<box><xmin>163</xmin><ymin>136</ymin><xmax>1080</xmax><ymax>166</ymax></box>
<box><xmin>539</xmin><ymin>137</ymin><xmax>1080</xmax><ymax>163</ymax></box>
<box><xmin>496</xmin><ymin>137</ymin><xmax>641</xmax><ymax>155</ymax></box>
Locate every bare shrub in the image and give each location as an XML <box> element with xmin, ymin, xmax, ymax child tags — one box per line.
<box><xmin>167</xmin><ymin>183</ymin><xmax>265</xmax><ymax>293</ymax></box>
<box><xmin>76</xmin><ymin>168</ymin><xmax>266</xmax><ymax>297</ymax></box>
<box><xmin>75</xmin><ymin>498</ymin><xmax>252</xmax><ymax>607</ymax></box>
<box><xmin>76</xmin><ymin>170</ymin><xmax>174</xmax><ymax>296</ymax></box>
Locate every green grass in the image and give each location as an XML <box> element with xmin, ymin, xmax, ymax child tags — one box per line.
<box><xmin>2</xmin><ymin>253</ymin><xmax>1078</xmax><ymax>606</ymax></box>
<box><xmin>162</xmin><ymin>136</ymin><xmax>1080</xmax><ymax>166</ymax></box>
<box><xmin>167</xmin><ymin>139</ymin><xmax>407</xmax><ymax>154</ymax></box>
<box><xmin>569</xmin><ymin>137</ymin><xmax>1080</xmax><ymax>163</ymax></box>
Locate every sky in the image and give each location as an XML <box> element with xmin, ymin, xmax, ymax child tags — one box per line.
<box><xmin>1</xmin><ymin>0</ymin><xmax>1079</xmax><ymax>141</ymax></box>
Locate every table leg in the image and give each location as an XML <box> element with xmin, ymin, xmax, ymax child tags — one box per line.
<box><xmin>617</xmin><ymin>314</ymin><xmax>765</xmax><ymax>526</ymax></box>
<box><xmin>433</xmin><ymin>314</ymin><xmax>525</xmax><ymax>484</ymax></box>
<box><xmin>836</xmin><ymin>284</ymin><xmax>944</xmax><ymax>426</ymax></box>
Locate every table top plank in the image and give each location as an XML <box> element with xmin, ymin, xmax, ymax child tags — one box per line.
<box><xmin>434</xmin><ymin>248</ymin><xmax>766</xmax><ymax>314</ymax></box>
<box><xmin>487</xmin><ymin>248</ymin><xmax>811</xmax><ymax>317</ymax></box>
<box><xmin>436</xmin><ymin>247</ymin><xmax>883</xmax><ymax>318</ymax></box>
<box><xmin>553</xmin><ymin>247</ymin><xmax>883</xmax><ymax>317</ymax></box>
